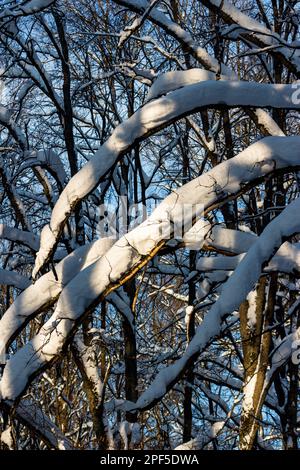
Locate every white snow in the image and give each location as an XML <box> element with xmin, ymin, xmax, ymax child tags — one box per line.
<box><xmin>196</xmin><ymin>242</ymin><xmax>300</xmax><ymax>275</ymax></box>
<box><xmin>115</xmin><ymin>0</ymin><xmax>286</xmax><ymax>139</ymax></box>
<box><xmin>73</xmin><ymin>337</ymin><xmax>104</xmax><ymax>400</ymax></box>
<box><xmin>175</xmin><ymin>436</ymin><xmax>203</xmax><ymax>450</ymax></box>
<box><xmin>21</xmin><ymin>149</ymin><xmax>67</xmax><ymax>186</ymax></box>
<box><xmin>0</xmin><ymin>224</ymin><xmax>39</xmax><ymax>251</ymax></box>
<box><xmin>0</xmin><ymin>269</ymin><xmax>30</xmax><ymax>290</ymax></box>
<box><xmin>0</xmin><ymin>426</ymin><xmax>14</xmax><ymax>449</ymax></box>
<box><xmin>33</xmin><ymin>80</ymin><xmax>299</xmax><ymax>278</ymax></box>
<box><xmin>118</xmin><ymin>196</ymin><xmax>300</xmax><ymax>411</ymax></box>
<box><xmin>201</xmin><ymin>0</ymin><xmax>300</xmax><ymax>74</ymax></box>
<box><xmin>145</xmin><ymin>68</ymin><xmax>228</xmax><ymax>102</ymax></box>
<box><xmin>0</xmin><ymin>238</ymin><xmax>114</xmax><ymax>362</ymax></box>
<box><xmin>246</xmin><ymin>290</ymin><xmax>257</xmax><ymax>329</ymax></box>
<box><xmin>0</xmin><ymin>0</ymin><xmax>55</xmax><ymax>19</ymax></box>
<box><xmin>0</xmin><ymin>105</ymin><xmax>27</xmax><ymax>149</ymax></box>
<box><xmin>184</xmin><ymin>306</ymin><xmax>194</xmax><ymax>327</ymax></box>
<box><xmin>4</xmin><ymin>136</ymin><xmax>300</xmax><ymax>399</ymax></box>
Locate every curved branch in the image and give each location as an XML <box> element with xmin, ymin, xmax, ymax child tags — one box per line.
<box><xmin>2</xmin><ymin>135</ymin><xmax>300</xmax><ymax>401</ymax></box>
<box><xmin>33</xmin><ymin>80</ymin><xmax>299</xmax><ymax>278</ymax></box>
<box><xmin>0</xmin><ymin>238</ymin><xmax>114</xmax><ymax>362</ymax></box>
<box><xmin>0</xmin><ymin>0</ymin><xmax>56</xmax><ymax>21</ymax></box>
<box><xmin>113</xmin><ymin>0</ymin><xmax>286</xmax><ymax>135</ymax></box>
<box><xmin>19</xmin><ymin>149</ymin><xmax>68</xmax><ymax>188</ymax></box>
<box><xmin>0</xmin><ymin>269</ymin><xmax>30</xmax><ymax>290</ymax></box>
<box><xmin>123</xmin><ymin>196</ymin><xmax>300</xmax><ymax>412</ymax></box>
<box><xmin>1</xmin><ymin>398</ymin><xmax>73</xmax><ymax>450</ymax></box>
<box><xmin>200</xmin><ymin>0</ymin><xmax>300</xmax><ymax>77</ymax></box>
<box><xmin>0</xmin><ymin>224</ymin><xmax>39</xmax><ymax>251</ymax></box>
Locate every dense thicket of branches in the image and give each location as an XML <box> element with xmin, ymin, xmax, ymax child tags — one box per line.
<box><xmin>0</xmin><ymin>0</ymin><xmax>300</xmax><ymax>450</ymax></box>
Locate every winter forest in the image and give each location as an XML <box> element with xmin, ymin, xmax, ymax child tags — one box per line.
<box><xmin>0</xmin><ymin>0</ymin><xmax>300</xmax><ymax>452</ymax></box>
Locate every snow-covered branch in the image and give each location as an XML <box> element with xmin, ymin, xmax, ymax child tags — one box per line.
<box><xmin>122</xmin><ymin>196</ymin><xmax>300</xmax><ymax>411</ymax></box>
<box><xmin>0</xmin><ymin>238</ymin><xmax>114</xmax><ymax>362</ymax></box>
<box><xmin>33</xmin><ymin>81</ymin><xmax>299</xmax><ymax>279</ymax></box>
<box><xmin>0</xmin><ymin>269</ymin><xmax>30</xmax><ymax>290</ymax></box>
<box><xmin>2</xmin><ymin>135</ymin><xmax>300</xmax><ymax>401</ymax></box>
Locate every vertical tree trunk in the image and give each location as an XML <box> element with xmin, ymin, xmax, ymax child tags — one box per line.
<box><xmin>123</xmin><ymin>282</ymin><xmax>138</xmax><ymax>425</ymax></box>
<box><xmin>239</xmin><ymin>274</ymin><xmax>276</xmax><ymax>449</ymax></box>
<box><xmin>183</xmin><ymin>252</ymin><xmax>196</xmax><ymax>443</ymax></box>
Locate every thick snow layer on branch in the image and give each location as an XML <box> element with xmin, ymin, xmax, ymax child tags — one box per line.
<box><xmin>73</xmin><ymin>337</ymin><xmax>104</xmax><ymax>401</ymax></box>
<box><xmin>246</xmin><ymin>289</ymin><xmax>258</xmax><ymax>329</ymax></box>
<box><xmin>115</xmin><ymin>0</ymin><xmax>285</xmax><ymax>136</ymax></box>
<box><xmin>114</xmin><ymin>0</ymin><xmax>234</xmax><ymax>77</ymax></box>
<box><xmin>175</xmin><ymin>436</ymin><xmax>203</xmax><ymax>450</ymax></box>
<box><xmin>121</xmin><ymin>197</ymin><xmax>300</xmax><ymax>411</ymax></box>
<box><xmin>21</xmin><ymin>150</ymin><xmax>67</xmax><ymax>187</ymax></box>
<box><xmin>33</xmin><ymin>80</ymin><xmax>299</xmax><ymax>278</ymax></box>
<box><xmin>2</xmin><ymin>398</ymin><xmax>73</xmax><ymax>449</ymax></box>
<box><xmin>267</xmin><ymin>304</ymin><xmax>300</xmax><ymax>375</ymax></box>
<box><xmin>108</xmin><ymin>290</ymin><xmax>135</xmax><ymax>330</ymax></box>
<box><xmin>196</xmin><ymin>242</ymin><xmax>300</xmax><ymax>274</ymax></box>
<box><xmin>114</xmin><ymin>0</ymin><xmax>286</xmax><ymax>138</ymax></box>
<box><xmin>207</xmin><ymin>227</ymin><xmax>256</xmax><ymax>254</ymax></box>
<box><xmin>0</xmin><ymin>269</ymin><xmax>30</xmax><ymax>290</ymax></box>
<box><xmin>266</xmin><ymin>242</ymin><xmax>300</xmax><ymax>274</ymax></box>
<box><xmin>204</xmin><ymin>0</ymin><xmax>277</xmax><ymax>37</ymax></box>
<box><xmin>2</xmin><ymin>136</ymin><xmax>300</xmax><ymax>400</ymax></box>
<box><xmin>0</xmin><ymin>238</ymin><xmax>114</xmax><ymax>361</ymax></box>
<box><xmin>196</xmin><ymin>254</ymin><xmax>245</xmax><ymax>272</ymax></box>
<box><xmin>0</xmin><ymin>0</ymin><xmax>55</xmax><ymax>20</ymax></box>
<box><xmin>197</xmin><ymin>271</ymin><xmax>229</xmax><ymax>300</ymax></box>
<box><xmin>0</xmin><ymin>426</ymin><xmax>13</xmax><ymax>449</ymax></box>
<box><xmin>182</xmin><ymin>219</ymin><xmax>212</xmax><ymax>250</ymax></box>
<box><xmin>183</xmin><ymin>221</ymin><xmax>256</xmax><ymax>252</ymax></box>
<box><xmin>206</xmin><ymin>225</ymin><xmax>256</xmax><ymax>254</ymax></box>
<box><xmin>201</xmin><ymin>0</ymin><xmax>300</xmax><ymax>75</ymax></box>
<box><xmin>0</xmin><ymin>106</ymin><xmax>26</xmax><ymax>149</ymax></box>
<box><xmin>145</xmin><ymin>68</ymin><xmax>228</xmax><ymax>102</ymax></box>
<box><xmin>0</xmin><ymin>224</ymin><xmax>39</xmax><ymax>251</ymax></box>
